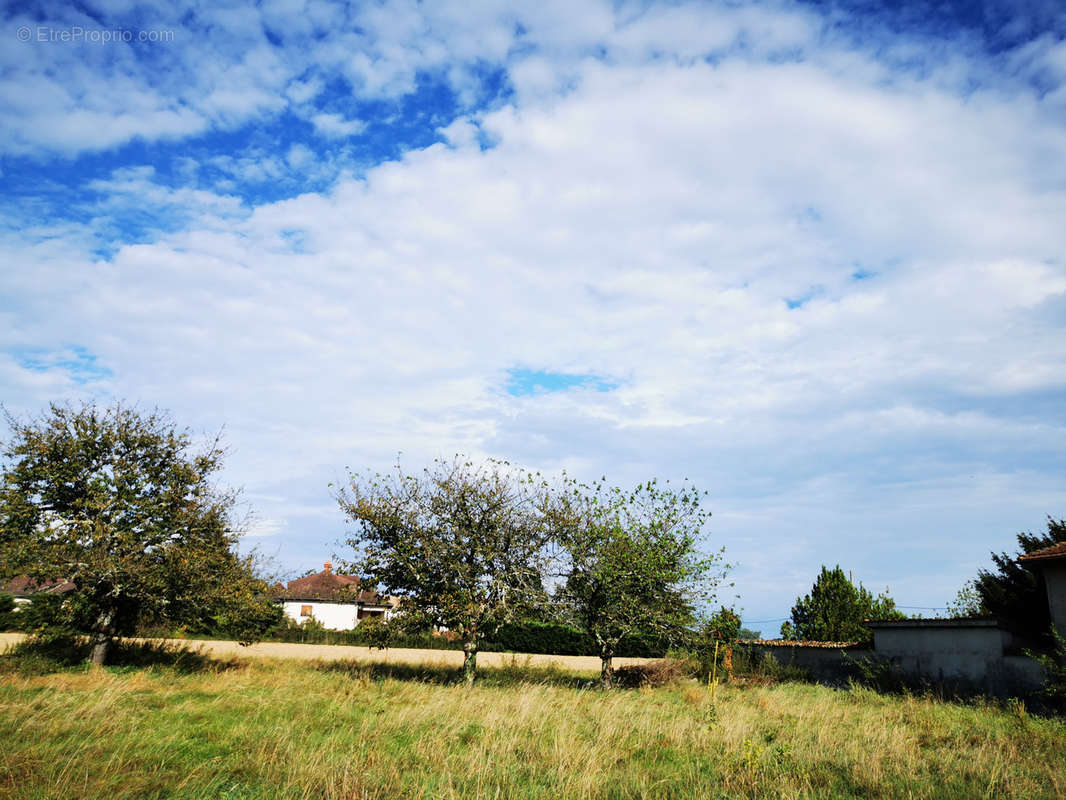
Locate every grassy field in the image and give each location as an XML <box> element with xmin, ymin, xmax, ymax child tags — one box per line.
<box><xmin>1</xmin><ymin>648</ymin><xmax>1064</xmax><ymax>800</ymax></box>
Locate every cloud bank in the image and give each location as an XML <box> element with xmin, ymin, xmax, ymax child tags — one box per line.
<box><xmin>2</xmin><ymin>0</ymin><xmax>1065</xmax><ymax>626</ymax></box>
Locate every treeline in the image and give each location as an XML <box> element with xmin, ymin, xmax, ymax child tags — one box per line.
<box><xmin>0</xmin><ymin>403</ymin><xmax>731</xmax><ymax>686</ymax></box>
<box><xmin>336</xmin><ymin>456</ymin><xmax>729</xmax><ymax>685</ymax></box>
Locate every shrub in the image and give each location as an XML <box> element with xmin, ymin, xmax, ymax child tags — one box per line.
<box><xmin>357</xmin><ymin>615</ymin><xmax>393</xmax><ymax>650</ymax></box>
<box><xmin>672</xmin><ymin>645</ymin><xmax>813</xmax><ymax>686</ymax></box>
<box><xmin>10</xmin><ymin>593</ymin><xmax>93</xmax><ymax>638</ymax></box>
<box><xmin>612</xmin><ymin>658</ymin><xmax>685</xmax><ymax>688</ymax></box>
<box><xmin>737</xmin><ymin>649</ymin><xmax>810</xmax><ymax>685</ymax></box>
<box><xmin>1025</xmin><ymin>628</ymin><xmax>1066</xmax><ymax>714</ymax></box>
<box><xmin>0</xmin><ymin>593</ymin><xmax>16</xmax><ymax>631</ymax></box>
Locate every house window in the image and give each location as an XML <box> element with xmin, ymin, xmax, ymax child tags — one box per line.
<box><xmin>357</xmin><ymin>608</ymin><xmax>383</xmax><ymax>620</ymax></box>
<box><xmin>300</xmin><ymin>605</ymin><xmax>312</xmax><ymax>617</ymax></box>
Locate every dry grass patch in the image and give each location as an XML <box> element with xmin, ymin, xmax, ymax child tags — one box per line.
<box><xmin>1</xmin><ymin>654</ymin><xmax>1064</xmax><ymax>799</ymax></box>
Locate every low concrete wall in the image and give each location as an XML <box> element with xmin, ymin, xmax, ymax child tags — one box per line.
<box><xmin>868</xmin><ymin>619</ymin><xmax>1046</xmax><ymax>697</ymax></box>
<box><xmin>738</xmin><ymin>642</ymin><xmax>871</xmax><ymax>684</ymax></box>
<box><xmin>737</xmin><ymin>623</ymin><xmax>1049</xmax><ymax>698</ymax></box>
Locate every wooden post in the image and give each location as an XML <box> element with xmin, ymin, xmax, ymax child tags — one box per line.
<box><xmin>709</xmin><ymin>639</ymin><xmax>719</xmax><ymax>699</ymax></box>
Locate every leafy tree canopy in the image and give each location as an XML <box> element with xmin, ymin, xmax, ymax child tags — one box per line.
<box><xmin>946</xmin><ymin>580</ymin><xmax>985</xmax><ymax>619</ymax></box>
<box><xmin>548</xmin><ymin>476</ymin><xmax>727</xmax><ymax>686</ymax></box>
<box><xmin>780</xmin><ymin>565</ymin><xmax>904</xmax><ymax>644</ymax></box>
<box><xmin>337</xmin><ymin>456</ymin><xmax>556</xmax><ymax>685</ymax></box>
<box><xmin>0</xmin><ymin>402</ymin><xmax>279</xmax><ymax>665</ymax></box>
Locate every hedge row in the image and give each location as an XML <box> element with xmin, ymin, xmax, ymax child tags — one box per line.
<box><xmin>486</xmin><ymin>622</ymin><xmax>675</xmax><ymax>658</ymax></box>
<box><xmin>0</xmin><ymin>594</ymin><xmax>678</xmax><ymax>659</ymax></box>
<box><xmin>260</xmin><ymin>619</ymin><xmax>676</xmax><ymax>658</ymax></box>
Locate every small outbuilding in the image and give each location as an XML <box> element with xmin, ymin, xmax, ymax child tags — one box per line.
<box><xmin>277</xmin><ymin>562</ymin><xmax>397</xmax><ymax>631</ymax></box>
<box><xmin>1019</xmin><ymin>540</ymin><xmax>1066</xmax><ymax>640</ymax></box>
<box><xmin>864</xmin><ymin>617</ymin><xmax>1043</xmax><ymax>695</ymax></box>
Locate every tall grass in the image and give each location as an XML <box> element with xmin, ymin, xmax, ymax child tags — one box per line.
<box><xmin>1</xmin><ymin>652</ymin><xmax>1063</xmax><ymax>799</ymax></box>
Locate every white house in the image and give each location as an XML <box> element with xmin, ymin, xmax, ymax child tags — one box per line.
<box><xmin>278</xmin><ymin>562</ymin><xmax>397</xmax><ymax>631</ymax></box>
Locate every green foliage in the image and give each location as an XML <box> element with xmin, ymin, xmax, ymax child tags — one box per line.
<box><xmin>337</xmin><ymin>456</ymin><xmax>558</xmax><ymax>684</ymax></box>
<box><xmin>488</xmin><ymin>621</ymin><xmax>593</xmax><ymax>656</ymax></box>
<box><xmin>705</xmin><ymin>607</ymin><xmax>742</xmax><ymax>642</ymax></box>
<box><xmin>356</xmin><ymin>615</ymin><xmax>392</xmax><ymax>650</ymax></box>
<box><xmin>781</xmin><ymin>565</ymin><xmax>905</xmax><ymax>644</ymax></box>
<box><xmin>548</xmin><ymin>475</ymin><xmax>726</xmax><ymax>684</ymax></box>
<box><xmin>0</xmin><ymin>593</ymin><xmax>16</xmax><ymax>631</ymax></box>
<box><xmin>738</xmin><ymin>649</ymin><xmax>809</xmax><ymax>684</ymax></box>
<box><xmin>338</xmin><ymin>459</ymin><xmax>729</xmax><ymax>686</ymax></box>
<box><xmin>946</xmin><ymin>580</ymin><xmax>986</xmax><ymax>618</ymax></box>
<box><xmin>738</xmin><ymin>627</ymin><xmax>762</xmax><ymax>640</ymax></box>
<box><xmin>486</xmin><ymin>621</ymin><xmax>673</xmax><ymax>658</ymax></box>
<box><xmin>1025</xmin><ymin>628</ymin><xmax>1066</xmax><ymax>713</ymax></box>
<box><xmin>683</xmin><ymin>608</ymin><xmax>743</xmax><ymax>681</ymax></box>
<box><xmin>256</xmin><ymin>615</ymin><xmax>675</xmax><ymax>658</ymax></box>
<box><xmin>298</xmin><ymin>616</ymin><xmax>329</xmax><ymax>635</ymax></box>
<box><xmin>263</xmin><ymin>615</ymin><xmax>456</xmax><ymax>650</ymax></box>
<box><xmin>974</xmin><ymin>517</ymin><xmax>1066</xmax><ymax>646</ymax></box>
<box><xmin>3</xmin><ymin>660</ymin><xmax>1065</xmax><ymax>799</ymax></box>
<box><xmin>0</xmin><ymin>402</ymin><xmax>278</xmax><ymax>664</ymax></box>
<box><xmin>7</xmin><ymin>592</ymin><xmax>94</xmax><ymax>638</ymax></box>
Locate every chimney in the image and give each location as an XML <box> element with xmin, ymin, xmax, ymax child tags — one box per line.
<box><xmin>324</xmin><ymin>561</ymin><xmax>333</xmax><ymax>574</ymax></box>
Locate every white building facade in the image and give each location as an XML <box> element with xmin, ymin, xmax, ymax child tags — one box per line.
<box><xmin>278</xmin><ymin>563</ymin><xmax>396</xmax><ymax>631</ymax></box>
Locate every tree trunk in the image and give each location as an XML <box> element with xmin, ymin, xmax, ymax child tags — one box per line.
<box><xmin>600</xmin><ymin>644</ymin><xmax>614</xmax><ymax>689</ymax></box>
<box><xmin>89</xmin><ymin>609</ymin><xmax>114</xmax><ymax>668</ymax></box>
<box><xmin>462</xmin><ymin>640</ymin><xmax>478</xmax><ymax>686</ymax></box>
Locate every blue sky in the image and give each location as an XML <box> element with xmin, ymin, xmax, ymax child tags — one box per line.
<box><xmin>2</xmin><ymin>0</ymin><xmax>1065</xmax><ymax>631</ymax></box>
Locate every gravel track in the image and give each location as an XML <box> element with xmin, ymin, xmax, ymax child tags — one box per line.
<box><xmin>0</xmin><ymin>632</ymin><xmax>655</xmax><ymax>672</ymax></box>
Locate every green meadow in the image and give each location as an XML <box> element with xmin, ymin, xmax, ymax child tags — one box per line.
<box><xmin>1</xmin><ymin>646</ymin><xmax>1064</xmax><ymax>800</ymax></box>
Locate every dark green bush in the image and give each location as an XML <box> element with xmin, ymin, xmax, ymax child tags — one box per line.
<box><xmin>0</xmin><ymin>593</ymin><xmax>17</xmax><ymax>631</ymax></box>
<box><xmin>484</xmin><ymin>622</ymin><xmax>675</xmax><ymax>657</ymax></box>
<box><xmin>10</xmin><ymin>593</ymin><xmax>94</xmax><ymax>637</ymax></box>
<box><xmin>485</xmin><ymin>622</ymin><xmax>594</xmax><ymax>655</ymax></box>
<box><xmin>612</xmin><ymin>659</ymin><xmax>685</xmax><ymax>688</ymax></box>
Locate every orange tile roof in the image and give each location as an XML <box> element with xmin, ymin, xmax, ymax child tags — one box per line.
<box><xmin>279</xmin><ymin>568</ymin><xmax>388</xmax><ymax>604</ymax></box>
<box><xmin>1018</xmin><ymin>541</ymin><xmax>1066</xmax><ymax>563</ymax></box>
<box><xmin>1</xmin><ymin>576</ymin><xmax>75</xmax><ymax>596</ymax></box>
<box><xmin>739</xmin><ymin>638</ymin><xmax>863</xmax><ymax>648</ymax></box>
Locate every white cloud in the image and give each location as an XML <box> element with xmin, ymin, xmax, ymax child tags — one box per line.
<box><xmin>310</xmin><ymin>112</ymin><xmax>367</xmax><ymax>138</ymax></box>
<box><xmin>3</xmin><ymin>1</ymin><xmax>1065</xmax><ymax>623</ymax></box>
<box><xmin>285</xmin><ymin>143</ymin><xmax>314</xmax><ymax>170</ymax></box>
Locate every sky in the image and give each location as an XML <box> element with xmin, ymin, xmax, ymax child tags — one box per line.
<box><xmin>2</xmin><ymin>0</ymin><xmax>1065</xmax><ymax>633</ymax></box>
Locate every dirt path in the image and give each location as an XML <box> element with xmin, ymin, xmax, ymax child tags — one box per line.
<box><xmin>0</xmin><ymin>632</ymin><xmax>654</xmax><ymax>672</ymax></box>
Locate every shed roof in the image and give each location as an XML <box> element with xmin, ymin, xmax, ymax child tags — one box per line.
<box><xmin>864</xmin><ymin>618</ymin><xmax>1001</xmax><ymax>629</ymax></box>
<box><xmin>1018</xmin><ymin>541</ymin><xmax>1066</xmax><ymax>564</ymax></box>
